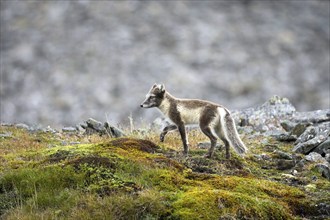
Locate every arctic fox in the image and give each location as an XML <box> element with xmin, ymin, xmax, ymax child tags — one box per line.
<box><xmin>140</xmin><ymin>84</ymin><xmax>247</xmax><ymax>158</ymax></box>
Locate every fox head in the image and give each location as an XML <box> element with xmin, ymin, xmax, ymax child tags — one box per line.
<box><xmin>140</xmin><ymin>84</ymin><xmax>166</xmax><ymax>108</ymax></box>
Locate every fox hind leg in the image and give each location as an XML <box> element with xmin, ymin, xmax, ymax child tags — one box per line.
<box><xmin>220</xmin><ymin>137</ymin><xmax>231</xmax><ymax>159</ymax></box>
<box><xmin>215</xmin><ymin>123</ymin><xmax>231</xmax><ymax>159</ymax></box>
<box><xmin>200</xmin><ymin>126</ymin><xmax>218</xmax><ymax>158</ymax></box>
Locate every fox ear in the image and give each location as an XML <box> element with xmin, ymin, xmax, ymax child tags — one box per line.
<box><xmin>159</xmin><ymin>84</ymin><xmax>165</xmax><ymax>92</ymax></box>
<box><xmin>152</xmin><ymin>83</ymin><xmax>157</xmax><ymax>88</ymax></box>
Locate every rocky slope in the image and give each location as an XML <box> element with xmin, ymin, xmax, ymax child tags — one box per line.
<box><xmin>1</xmin><ymin>1</ymin><xmax>329</xmax><ymax>126</ymax></box>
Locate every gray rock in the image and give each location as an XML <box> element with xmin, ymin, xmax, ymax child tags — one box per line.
<box><xmin>253</xmin><ymin>154</ymin><xmax>271</xmax><ymax>161</ymax></box>
<box><xmin>273</xmin><ymin>150</ymin><xmax>293</xmax><ymax>160</ymax></box>
<box><xmin>291</xmin><ymin>123</ymin><xmax>311</xmax><ymax>137</ymax></box>
<box><xmin>326</xmin><ymin>154</ymin><xmax>330</xmax><ymax>164</ymax></box>
<box><xmin>293</xmin><ymin>110</ymin><xmax>330</xmax><ymax>124</ymax></box>
<box><xmin>85</xmin><ymin>118</ymin><xmax>104</xmax><ymax>132</ymax></box>
<box><xmin>313</xmin><ymin>138</ymin><xmax>330</xmax><ymax>155</ymax></box>
<box><xmin>1</xmin><ymin>123</ymin><xmax>13</xmax><ymax>126</ymax></box>
<box><xmin>15</xmin><ymin>123</ymin><xmax>30</xmax><ymax>130</ymax></box>
<box><xmin>305</xmin><ymin>152</ymin><xmax>326</xmax><ymax>163</ymax></box>
<box><xmin>273</xmin><ymin>132</ymin><xmax>297</xmax><ymax>142</ymax></box>
<box><xmin>293</xmin><ymin>123</ymin><xmax>330</xmax><ymax>154</ymax></box>
<box><xmin>81</xmin><ymin>118</ymin><xmax>104</xmax><ymax>135</ymax></box>
<box><xmin>280</xmin><ymin>121</ymin><xmax>296</xmax><ymax>132</ymax></box>
<box><xmin>79</xmin><ymin>118</ymin><xmax>126</xmax><ymax>137</ymax></box>
<box><xmin>62</xmin><ymin>127</ymin><xmax>77</xmax><ymax>132</ymax></box>
<box><xmin>315</xmin><ymin>202</ymin><xmax>330</xmax><ymax>217</ymax></box>
<box><xmin>104</xmin><ymin>122</ymin><xmax>126</xmax><ymax>138</ymax></box>
<box><xmin>295</xmin><ymin>126</ymin><xmax>318</xmax><ymax>144</ymax></box>
<box><xmin>232</xmin><ymin>95</ymin><xmax>296</xmax><ymax>132</ymax></box>
<box><xmin>240</xmin><ymin>126</ymin><xmax>254</xmax><ymax>134</ymax></box>
<box><xmin>293</xmin><ymin>135</ymin><xmax>327</xmax><ymax>154</ymax></box>
<box><xmin>261</xmin><ymin>95</ymin><xmax>296</xmax><ymax>116</ymax></box>
<box><xmin>0</xmin><ymin>132</ymin><xmax>12</xmax><ymax>138</ymax></box>
<box><xmin>314</xmin><ymin>163</ymin><xmax>330</xmax><ymax>180</ymax></box>
<box><xmin>42</xmin><ymin>126</ymin><xmax>58</xmax><ymax>133</ymax></box>
<box><xmin>294</xmin><ymin>159</ymin><xmax>306</xmax><ymax>172</ymax></box>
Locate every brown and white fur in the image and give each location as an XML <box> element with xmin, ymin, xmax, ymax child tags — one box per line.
<box><xmin>140</xmin><ymin>84</ymin><xmax>247</xmax><ymax>158</ymax></box>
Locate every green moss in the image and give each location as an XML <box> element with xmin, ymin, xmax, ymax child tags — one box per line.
<box><xmin>67</xmin><ymin>155</ymin><xmax>141</xmax><ymax>195</ymax></box>
<box><xmin>0</xmin><ymin>165</ymin><xmax>85</xmax><ymax>215</ymax></box>
<box><xmin>173</xmin><ymin>188</ymin><xmax>222</xmax><ymax>220</ymax></box>
<box><xmin>173</xmin><ymin>188</ymin><xmax>293</xmax><ymax>220</ymax></box>
<box><xmin>141</xmin><ymin>168</ymin><xmax>188</xmax><ymax>191</ymax></box>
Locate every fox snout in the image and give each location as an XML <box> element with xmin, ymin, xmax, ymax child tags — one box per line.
<box><xmin>140</xmin><ymin>100</ymin><xmax>151</xmax><ymax>108</ymax></box>
<box><xmin>140</xmin><ymin>98</ymin><xmax>151</xmax><ymax>108</ymax></box>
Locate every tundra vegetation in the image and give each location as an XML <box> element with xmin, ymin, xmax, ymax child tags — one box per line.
<box><xmin>0</xmin><ymin>123</ymin><xmax>329</xmax><ymax>220</ymax></box>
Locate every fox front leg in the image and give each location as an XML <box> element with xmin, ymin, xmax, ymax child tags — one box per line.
<box><xmin>177</xmin><ymin>124</ymin><xmax>189</xmax><ymax>155</ymax></box>
<box><xmin>160</xmin><ymin>124</ymin><xmax>177</xmax><ymax>142</ymax></box>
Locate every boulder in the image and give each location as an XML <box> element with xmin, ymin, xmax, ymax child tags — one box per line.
<box><xmin>313</xmin><ymin>138</ymin><xmax>330</xmax><ymax>155</ymax></box>
<box><xmin>292</xmin><ymin>123</ymin><xmax>330</xmax><ymax>154</ymax></box>
<box><xmin>232</xmin><ymin>95</ymin><xmax>296</xmax><ymax>132</ymax></box>
<box><xmin>314</xmin><ymin>163</ymin><xmax>330</xmax><ymax>180</ymax></box>
<box><xmin>104</xmin><ymin>122</ymin><xmax>126</xmax><ymax>138</ymax></box>
<box><xmin>80</xmin><ymin>118</ymin><xmax>126</xmax><ymax>137</ymax></box>
<box><xmin>292</xmin><ymin>135</ymin><xmax>327</xmax><ymax>154</ymax></box>
<box><xmin>305</xmin><ymin>152</ymin><xmax>327</xmax><ymax>163</ymax></box>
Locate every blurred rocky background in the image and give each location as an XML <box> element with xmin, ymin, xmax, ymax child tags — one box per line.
<box><xmin>1</xmin><ymin>0</ymin><xmax>329</xmax><ymax>128</ymax></box>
